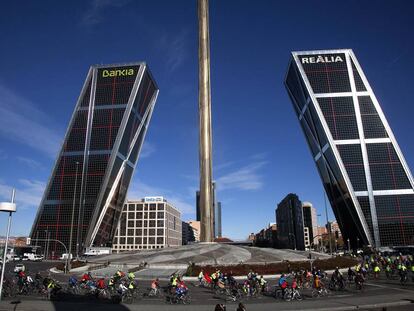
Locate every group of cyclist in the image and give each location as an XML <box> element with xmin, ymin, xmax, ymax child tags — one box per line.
<box><xmin>352</xmin><ymin>253</ymin><xmax>414</xmax><ymax>284</ymax></box>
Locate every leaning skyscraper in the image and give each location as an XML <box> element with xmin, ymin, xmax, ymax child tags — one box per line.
<box><xmin>285</xmin><ymin>49</ymin><xmax>414</xmax><ymax>248</ymax></box>
<box><xmin>30</xmin><ymin>63</ymin><xmax>158</xmax><ymax>256</ymax></box>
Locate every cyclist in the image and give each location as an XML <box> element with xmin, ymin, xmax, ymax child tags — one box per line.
<box><xmin>108</xmin><ymin>278</ymin><xmax>115</xmax><ymax>291</ymax></box>
<box><xmin>118</xmin><ymin>281</ymin><xmax>128</xmax><ymax>296</ymax></box>
<box><xmin>399</xmin><ymin>264</ymin><xmax>408</xmax><ymax>284</ymax></box>
<box><xmin>211</xmin><ymin>271</ymin><xmax>218</xmax><ymax>288</ymax></box>
<box><xmin>258</xmin><ymin>275</ymin><xmax>267</xmax><ymax>293</ymax></box>
<box><xmin>354</xmin><ymin>272</ymin><xmax>364</xmax><ymax>290</ymax></box>
<box><xmin>278</xmin><ymin>274</ymin><xmax>288</xmax><ymax>297</ymax></box>
<box><xmin>81</xmin><ymin>272</ymin><xmax>92</xmax><ymax>283</ymax></box>
<box><xmin>176</xmin><ymin>279</ymin><xmax>188</xmax><ymax>299</ymax></box>
<box><xmin>68</xmin><ymin>275</ymin><xmax>78</xmax><ymax>288</ymax></box>
<box><xmin>347</xmin><ymin>267</ymin><xmax>354</xmax><ymax>282</ymax></box>
<box><xmin>114</xmin><ymin>270</ymin><xmax>125</xmax><ymax>282</ymax></box>
<box><xmin>411</xmin><ymin>263</ymin><xmax>414</xmax><ymax>282</ymax></box>
<box><xmin>97</xmin><ymin>278</ymin><xmax>106</xmax><ymax>290</ymax></box>
<box><xmin>198</xmin><ymin>270</ymin><xmax>204</xmax><ymax>285</ymax></box>
<box><xmin>128</xmin><ymin>271</ymin><xmax>135</xmax><ymax>281</ymax></box>
<box><xmin>150</xmin><ymin>278</ymin><xmax>160</xmax><ymax>295</ymax></box>
<box><xmin>128</xmin><ymin>279</ymin><xmax>136</xmax><ymax>291</ymax></box>
<box><xmin>373</xmin><ymin>263</ymin><xmax>381</xmax><ymax>279</ymax></box>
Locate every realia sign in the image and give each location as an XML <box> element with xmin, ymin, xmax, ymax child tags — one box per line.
<box><xmin>301</xmin><ymin>55</ymin><xmax>344</xmax><ymax>64</ymax></box>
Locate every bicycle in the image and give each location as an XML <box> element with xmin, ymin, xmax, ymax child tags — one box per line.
<box><xmin>284</xmin><ymin>287</ymin><xmax>303</xmax><ymax>301</ymax></box>
<box><xmin>168</xmin><ymin>292</ymin><xmax>191</xmax><ymax>304</ymax></box>
<box><xmin>122</xmin><ymin>288</ymin><xmax>142</xmax><ymax>304</ymax></box>
<box><xmin>311</xmin><ymin>287</ymin><xmax>330</xmax><ymax>298</ymax></box>
<box><xmin>399</xmin><ymin>272</ymin><xmax>408</xmax><ymax>285</ymax></box>
<box><xmin>329</xmin><ymin>278</ymin><xmax>345</xmax><ymax>291</ymax></box>
<box><xmin>147</xmin><ymin>286</ymin><xmax>163</xmax><ymax>298</ymax></box>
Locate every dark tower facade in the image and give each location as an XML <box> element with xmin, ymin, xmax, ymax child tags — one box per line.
<box><xmin>30</xmin><ymin>63</ymin><xmax>158</xmax><ymax>255</ymax></box>
<box><xmin>285</xmin><ymin>49</ymin><xmax>414</xmax><ymax>248</ymax></box>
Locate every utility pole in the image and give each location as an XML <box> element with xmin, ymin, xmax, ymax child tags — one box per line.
<box><xmin>198</xmin><ymin>0</ymin><xmax>214</xmax><ymax>242</ymax></box>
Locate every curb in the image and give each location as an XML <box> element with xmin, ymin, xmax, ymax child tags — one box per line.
<box><xmin>294</xmin><ymin>300</ymin><xmax>413</xmax><ymax>311</ymax></box>
<box><xmin>182</xmin><ymin>267</ymin><xmax>349</xmax><ymax>281</ymax></box>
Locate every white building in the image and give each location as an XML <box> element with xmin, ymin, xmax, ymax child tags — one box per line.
<box><xmin>302</xmin><ymin>201</ymin><xmax>318</xmax><ymax>245</ymax></box>
<box><xmin>113</xmin><ymin>197</ymin><xmax>182</xmax><ymax>252</ymax></box>
<box><xmin>304</xmin><ymin>227</ymin><xmax>310</xmax><ymax>248</ymax></box>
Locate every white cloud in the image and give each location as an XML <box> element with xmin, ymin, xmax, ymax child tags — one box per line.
<box><xmin>80</xmin><ymin>0</ymin><xmax>131</xmax><ymax>27</ymax></box>
<box><xmin>17</xmin><ymin>157</ymin><xmax>43</xmax><ymax>169</ymax></box>
<box><xmin>0</xmin><ymin>179</ymin><xmax>45</xmax><ymax>210</ymax></box>
<box><xmin>216</xmin><ymin>161</ymin><xmax>267</xmax><ymax>191</ymax></box>
<box><xmin>139</xmin><ymin>141</ymin><xmax>156</xmax><ymax>159</ymax></box>
<box><xmin>127</xmin><ymin>179</ymin><xmax>195</xmax><ymax>215</ymax></box>
<box><xmin>0</xmin><ymin>85</ymin><xmax>62</xmax><ymax>158</ymax></box>
<box><xmin>157</xmin><ymin>29</ymin><xmax>189</xmax><ymax>73</ymax></box>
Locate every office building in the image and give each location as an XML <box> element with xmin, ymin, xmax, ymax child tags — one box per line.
<box><xmin>182</xmin><ymin>220</ymin><xmax>200</xmax><ymax>245</ymax></box>
<box><xmin>188</xmin><ymin>220</ymin><xmax>200</xmax><ymax>242</ymax></box>
<box><xmin>327</xmin><ymin>221</ymin><xmax>342</xmax><ymax>237</ymax></box>
<box><xmin>197</xmin><ymin>183</ymin><xmax>222</xmax><ymax>238</ymax></box>
<box><xmin>276</xmin><ymin>193</ymin><xmax>305</xmax><ymax>250</ymax></box>
<box><xmin>285</xmin><ymin>49</ymin><xmax>414</xmax><ymax>247</ymax></box>
<box><xmin>254</xmin><ymin>223</ymin><xmax>278</xmax><ymax>248</ymax></box>
<box><xmin>113</xmin><ymin>197</ymin><xmax>181</xmax><ymax>251</ymax></box>
<box><xmin>302</xmin><ymin>201</ymin><xmax>318</xmax><ymax>245</ymax></box>
<box><xmin>30</xmin><ymin>63</ymin><xmax>159</xmax><ymax>255</ymax></box>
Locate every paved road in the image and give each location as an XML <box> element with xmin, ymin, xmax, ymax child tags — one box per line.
<box><xmin>0</xmin><ymin>273</ymin><xmax>412</xmax><ymax>311</ymax></box>
<box><xmin>3</xmin><ymin>261</ymin><xmax>59</xmax><ymax>277</ymax></box>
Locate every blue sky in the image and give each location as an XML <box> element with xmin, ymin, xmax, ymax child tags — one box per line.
<box><xmin>0</xmin><ymin>0</ymin><xmax>413</xmax><ymax>239</ymax></box>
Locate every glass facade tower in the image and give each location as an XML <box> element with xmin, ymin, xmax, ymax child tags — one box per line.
<box><xmin>285</xmin><ymin>50</ymin><xmax>414</xmax><ymax>248</ymax></box>
<box><xmin>30</xmin><ymin>63</ymin><xmax>159</xmax><ymax>256</ymax></box>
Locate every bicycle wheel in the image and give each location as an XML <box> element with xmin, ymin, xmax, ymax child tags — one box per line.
<box><xmin>311</xmin><ymin>289</ymin><xmax>320</xmax><ymax>298</ymax></box>
<box><xmin>295</xmin><ymin>291</ymin><xmax>303</xmax><ymax>301</ymax></box>
<box><xmin>183</xmin><ymin>294</ymin><xmax>191</xmax><ymax>304</ymax></box>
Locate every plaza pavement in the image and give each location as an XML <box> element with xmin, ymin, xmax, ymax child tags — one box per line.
<box><xmin>84</xmin><ymin>243</ymin><xmax>330</xmax><ymax>278</ymax></box>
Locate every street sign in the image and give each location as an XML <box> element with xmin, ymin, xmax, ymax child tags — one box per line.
<box><xmin>26</xmin><ymin>237</ymin><xmax>31</xmax><ymax>245</ymax></box>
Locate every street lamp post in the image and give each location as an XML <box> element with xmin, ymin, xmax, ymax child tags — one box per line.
<box><xmin>357</xmin><ymin>237</ymin><xmax>360</xmax><ymax>251</ymax></box>
<box><xmin>347</xmin><ymin>238</ymin><xmax>351</xmax><ymax>253</ymax></box>
<box><xmin>0</xmin><ymin>189</ymin><xmax>17</xmax><ymax>301</ymax></box>
<box><xmin>44</xmin><ymin>230</ymin><xmax>51</xmax><ymax>260</ymax></box>
<box><xmin>68</xmin><ymin>161</ymin><xmax>79</xmax><ymax>271</ymax></box>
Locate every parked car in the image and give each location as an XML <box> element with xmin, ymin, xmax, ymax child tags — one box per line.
<box><xmin>13</xmin><ymin>264</ymin><xmax>25</xmax><ymax>273</ymax></box>
<box><xmin>31</xmin><ymin>255</ymin><xmax>44</xmax><ymax>262</ymax></box>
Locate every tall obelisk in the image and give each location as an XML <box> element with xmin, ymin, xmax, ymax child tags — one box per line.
<box><xmin>198</xmin><ymin>0</ymin><xmax>214</xmax><ymax>242</ymax></box>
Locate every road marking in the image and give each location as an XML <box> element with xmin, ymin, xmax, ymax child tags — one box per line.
<box><xmin>366</xmin><ymin>282</ymin><xmax>414</xmax><ymax>293</ymax></box>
